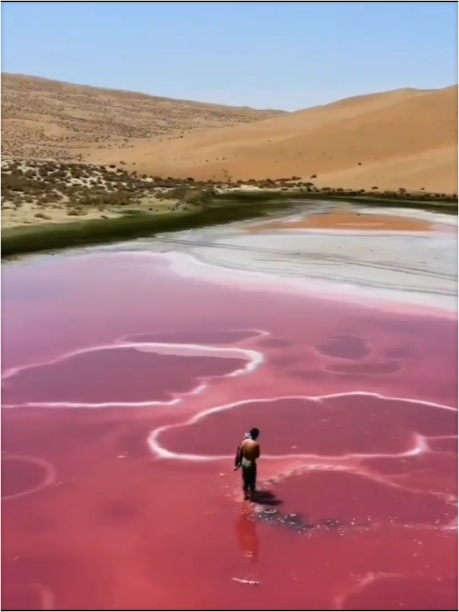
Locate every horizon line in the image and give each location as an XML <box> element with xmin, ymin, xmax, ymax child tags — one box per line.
<box><xmin>3</xmin><ymin>71</ymin><xmax>458</xmax><ymax>114</ymax></box>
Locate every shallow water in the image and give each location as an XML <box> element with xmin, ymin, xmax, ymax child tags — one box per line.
<box><xmin>2</xmin><ymin>205</ymin><xmax>457</xmax><ymax>610</ymax></box>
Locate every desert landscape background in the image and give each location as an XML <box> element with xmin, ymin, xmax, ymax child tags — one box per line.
<box><xmin>2</xmin><ymin>74</ymin><xmax>457</xmax><ymax>195</ymax></box>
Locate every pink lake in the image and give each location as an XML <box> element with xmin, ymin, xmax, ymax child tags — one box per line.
<box><xmin>2</xmin><ymin>229</ymin><xmax>457</xmax><ymax>610</ymax></box>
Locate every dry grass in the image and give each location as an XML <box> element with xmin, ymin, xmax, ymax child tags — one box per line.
<box><xmin>2</xmin><ymin>157</ymin><xmax>456</xmax><ymax>228</ymax></box>
<box><xmin>1</xmin><ymin>158</ymin><xmax>218</xmax><ymax>227</ymax></box>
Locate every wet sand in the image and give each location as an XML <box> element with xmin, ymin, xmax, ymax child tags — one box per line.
<box><xmin>2</xmin><ymin>206</ymin><xmax>457</xmax><ymax>610</ymax></box>
<box><xmin>247</xmin><ymin>208</ymin><xmax>437</xmax><ymax>233</ymax></box>
<box><xmin>157</xmin><ymin>205</ymin><xmax>457</xmax><ymax>313</ymax></box>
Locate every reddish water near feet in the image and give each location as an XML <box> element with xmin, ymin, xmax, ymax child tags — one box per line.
<box><xmin>2</xmin><ymin>250</ymin><xmax>457</xmax><ymax>610</ymax></box>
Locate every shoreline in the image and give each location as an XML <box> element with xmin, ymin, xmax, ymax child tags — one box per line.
<box><xmin>2</xmin><ymin>190</ymin><xmax>457</xmax><ymax>260</ymax></box>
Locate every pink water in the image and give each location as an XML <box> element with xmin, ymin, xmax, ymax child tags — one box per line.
<box><xmin>2</xmin><ymin>251</ymin><xmax>457</xmax><ymax>610</ymax></box>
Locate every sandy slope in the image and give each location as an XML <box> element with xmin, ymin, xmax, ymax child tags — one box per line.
<box><xmin>1</xmin><ymin>73</ymin><xmax>283</xmax><ymax>162</ymax></box>
<box><xmin>2</xmin><ymin>74</ymin><xmax>457</xmax><ymax>193</ymax></box>
<box><xmin>104</xmin><ymin>85</ymin><xmax>456</xmax><ymax>193</ymax></box>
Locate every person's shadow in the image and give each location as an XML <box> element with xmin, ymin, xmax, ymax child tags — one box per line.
<box><xmin>251</xmin><ymin>488</ymin><xmax>283</xmax><ymax>507</ymax></box>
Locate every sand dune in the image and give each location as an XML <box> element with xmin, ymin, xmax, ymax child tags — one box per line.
<box><xmin>110</xmin><ymin>85</ymin><xmax>456</xmax><ymax>193</ymax></box>
<box><xmin>1</xmin><ymin>73</ymin><xmax>283</xmax><ymax>162</ymax></box>
<box><xmin>2</xmin><ymin>74</ymin><xmax>457</xmax><ymax>193</ymax></box>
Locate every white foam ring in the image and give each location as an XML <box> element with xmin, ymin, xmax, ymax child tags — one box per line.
<box><xmin>2</xmin><ymin>454</ymin><xmax>57</xmax><ymax>501</ymax></box>
<box><xmin>2</xmin><ymin>322</ymin><xmax>456</xmax><ymax>612</ymax></box>
<box><xmin>148</xmin><ymin>391</ymin><xmax>458</xmax><ymax>519</ymax></box>
<box><xmin>334</xmin><ymin>572</ymin><xmax>402</xmax><ymax>610</ymax></box>
<box><xmin>115</xmin><ymin>327</ymin><xmax>269</xmax><ymax>345</ymax></box>
<box><xmin>1</xmin><ymin>332</ymin><xmax>266</xmax><ymax>409</ymax></box>
<box><xmin>2</xmin><ymin>333</ymin><xmax>457</xmax><ymax>528</ymax></box>
<box><xmin>148</xmin><ymin>391</ymin><xmax>457</xmax><ymax>462</ymax></box>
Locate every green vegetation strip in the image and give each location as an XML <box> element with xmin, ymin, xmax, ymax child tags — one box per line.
<box><xmin>2</xmin><ymin>191</ymin><xmax>457</xmax><ymax>260</ymax></box>
<box><xmin>220</xmin><ymin>190</ymin><xmax>458</xmax><ymax>212</ymax></box>
<box><xmin>1</xmin><ymin>199</ymin><xmax>292</xmax><ymax>259</ymax></box>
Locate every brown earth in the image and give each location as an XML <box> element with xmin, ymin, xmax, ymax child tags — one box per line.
<box><xmin>246</xmin><ymin>209</ymin><xmax>436</xmax><ymax>234</ymax></box>
<box><xmin>2</xmin><ymin>74</ymin><xmax>457</xmax><ymax>195</ymax></box>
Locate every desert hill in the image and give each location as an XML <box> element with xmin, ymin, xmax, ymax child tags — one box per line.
<box><xmin>2</xmin><ymin>74</ymin><xmax>457</xmax><ymax>193</ymax></box>
<box><xmin>1</xmin><ymin>73</ymin><xmax>283</xmax><ymax>162</ymax></box>
<box><xmin>103</xmin><ymin>85</ymin><xmax>456</xmax><ymax>193</ymax></box>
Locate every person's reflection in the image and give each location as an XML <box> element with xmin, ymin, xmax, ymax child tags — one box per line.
<box><xmin>235</xmin><ymin>504</ymin><xmax>260</xmax><ymax>564</ymax></box>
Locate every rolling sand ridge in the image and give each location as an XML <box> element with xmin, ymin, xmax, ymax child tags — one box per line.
<box><xmin>2</xmin><ymin>74</ymin><xmax>457</xmax><ymax>194</ymax></box>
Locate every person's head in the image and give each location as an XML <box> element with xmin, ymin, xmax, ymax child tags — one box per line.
<box><xmin>249</xmin><ymin>427</ymin><xmax>260</xmax><ymax>440</ymax></box>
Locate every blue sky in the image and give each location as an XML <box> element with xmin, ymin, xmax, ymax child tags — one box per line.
<box><xmin>2</xmin><ymin>1</ymin><xmax>457</xmax><ymax>110</ymax></box>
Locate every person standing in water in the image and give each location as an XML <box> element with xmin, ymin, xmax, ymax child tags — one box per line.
<box><xmin>234</xmin><ymin>428</ymin><xmax>260</xmax><ymax>501</ymax></box>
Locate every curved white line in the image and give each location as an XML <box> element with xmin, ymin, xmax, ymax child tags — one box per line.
<box><xmin>115</xmin><ymin>327</ymin><xmax>270</xmax><ymax>345</ymax></box>
<box><xmin>2</xmin><ymin>455</ymin><xmax>57</xmax><ymax>501</ymax></box>
<box><xmin>148</xmin><ymin>392</ymin><xmax>457</xmax><ymax>461</ymax></box>
<box><xmin>2</xmin><ymin>339</ymin><xmax>265</xmax><ymax>409</ymax></box>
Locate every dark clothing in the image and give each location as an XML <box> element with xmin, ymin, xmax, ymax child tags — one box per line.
<box><xmin>235</xmin><ymin>440</ymin><xmax>259</xmax><ymax>499</ymax></box>
<box><xmin>242</xmin><ymin>462</ymin><xmax>257</xmax><ymax>495</ymax></box>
